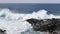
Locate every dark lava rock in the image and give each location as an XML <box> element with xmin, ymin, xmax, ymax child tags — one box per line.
<box><xmin>0</xmin><ymin>29</ymin><xmax>6</xmax><ymax>34</ymax></box>
<box><xmin>26</xmin><ymin>18</ymin><xmax>60</xmax><ymax>34</ymax></box>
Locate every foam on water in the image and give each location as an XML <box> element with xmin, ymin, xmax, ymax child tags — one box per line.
<box><xmin>0</xmin><ymin>8</ymin><xmax>60</xmax><ymax>34</ymax></box>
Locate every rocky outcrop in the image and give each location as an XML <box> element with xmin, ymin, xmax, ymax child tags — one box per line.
<box><xmin>0</xmin><ymin>29</ymin><xmax>6</xmax><ymax>34</ymax></box>
<box><xmin>26</xmin><ymin>18</ymin><xmax>60</xmax><ymax>34</ymax></box>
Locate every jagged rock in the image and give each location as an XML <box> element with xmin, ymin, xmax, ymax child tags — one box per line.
<box><xmin>26</xmin><ymin>18</ymin><xmax>60</xmax><ymax>34</ymax></box>
<box><xmin>0</xmin><ymin>29</ymin><xmax>6</xmax><ymax>34</ymax></box>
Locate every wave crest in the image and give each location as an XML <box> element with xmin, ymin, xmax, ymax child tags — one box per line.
<box><xmin>0</xmin><ymin>8</ymin><xmax>60</xmax><ymax>34</ymax></box>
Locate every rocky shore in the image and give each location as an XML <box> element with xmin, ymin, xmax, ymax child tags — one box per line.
<box><xmin>26</xmin><ymin>18</ymin><xmax>60</xmax><ymax>34</ymax></box>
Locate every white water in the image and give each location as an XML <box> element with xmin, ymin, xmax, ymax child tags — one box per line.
<box><xmin>0</xmin><ymin>8</ymin><xmax>60</xmax><ymax>34</ymax></box>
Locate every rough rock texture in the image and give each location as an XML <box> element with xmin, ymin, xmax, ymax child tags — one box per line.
<box><xmin>0</xmin><ymin>29</ymin><xmax>6</xmax><ymax>34</ymax></box>
<box><xmin>26</xmin><ymin>18</ymin><xmax>60</xmax><ymax>34</ymax></box>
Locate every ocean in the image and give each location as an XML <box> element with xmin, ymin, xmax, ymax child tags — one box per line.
<box><xmin>0</xmin><ymin>3</ymin><xmax>60</xmax><ymax>34</ymax></box>
<box><xmin>0</xmin><ymin>3</ymin><xmax>60</xmax><ymax>15</ymax></box>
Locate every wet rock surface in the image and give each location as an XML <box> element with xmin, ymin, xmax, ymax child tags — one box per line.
<box><xmin>0</xmin><ymin>29</ymin><xmax>6</xmax><ymax>34</ymax></box>
<box><xmin>26</xmin><ymin>18</ymin><xmax>60</xmax><ymax>34</ymax></box>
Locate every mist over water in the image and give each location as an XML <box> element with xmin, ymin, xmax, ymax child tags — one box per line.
<box><xmin>0</xmin><ymin>8</ymin><xmax>60</xmax><ymax>34</ymax></box>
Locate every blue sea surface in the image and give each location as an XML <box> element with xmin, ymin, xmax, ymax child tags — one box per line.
<box><xmin>0</xmin><ymin>3</ymin><xmax>60</xmax><ymax>15</ymax></box>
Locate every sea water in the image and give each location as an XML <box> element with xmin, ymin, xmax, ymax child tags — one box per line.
<box><xmin>0</xmin><ymin>9</ymin><xmax>59</xmax><ymax>34</ymax></box>
<box><xmin>0</xmin><ymin>4</ymin><xmax>60</xmax><ymax>34</ymax></box>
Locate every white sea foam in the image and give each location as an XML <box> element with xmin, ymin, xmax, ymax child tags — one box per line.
<box><xmin>0</xmin><ymin>8</ymin><xmax>60</xmax><ymax>34</ymax></box>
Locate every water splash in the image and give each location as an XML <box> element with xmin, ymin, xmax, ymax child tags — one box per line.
<box><xmin>0</xmin><ymin>8</ymin><xmax>60</xmax><ymax>34</ymax></box>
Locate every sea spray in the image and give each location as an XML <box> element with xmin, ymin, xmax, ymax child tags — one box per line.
<box><xmin>0</xmin><ymin>9</ymin><xmax>60</xmax><ymax>34</ymax></box>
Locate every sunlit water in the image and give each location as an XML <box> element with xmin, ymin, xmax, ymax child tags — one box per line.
<box><xmin>0</xmin><ymin>9</ymin><xmax>60</xmax><ymax>34</ymax></box>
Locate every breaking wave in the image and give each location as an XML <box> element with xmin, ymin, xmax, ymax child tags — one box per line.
<box><xmin>0</xmin><ymin>8</ymin><xmax>60</xmax><ymax>34</ymax></box>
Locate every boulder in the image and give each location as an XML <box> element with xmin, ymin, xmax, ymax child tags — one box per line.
<box><xmin>26</xmin><ymin>18</ymin><xmax>60</xmax><ymax>34</ymax></box>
